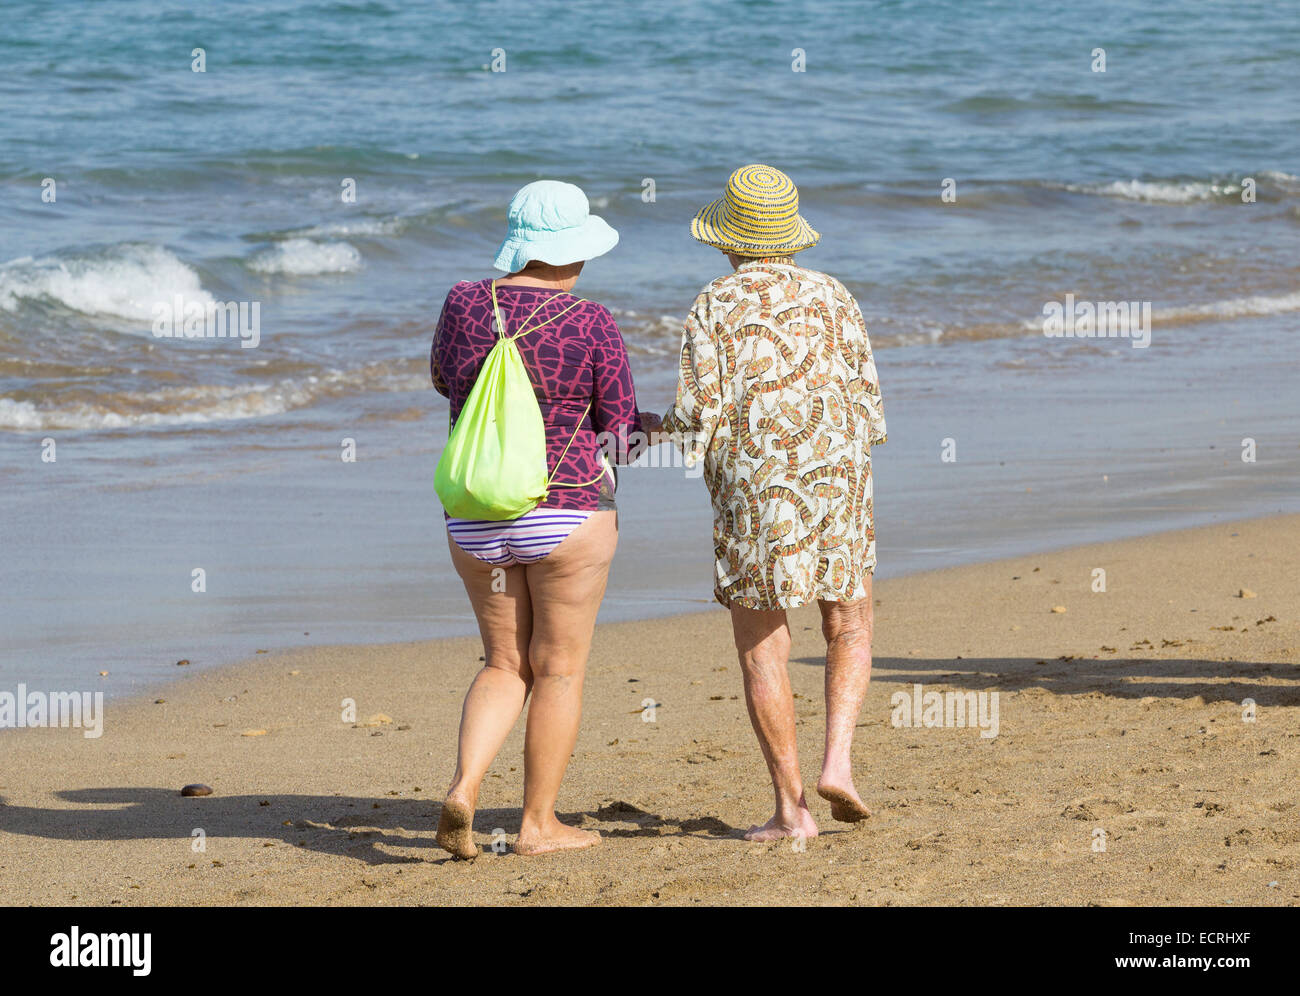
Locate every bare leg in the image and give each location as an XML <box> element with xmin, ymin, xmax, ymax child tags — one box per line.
<box><xmin>730</xmin><ymin>604</ymin><xmax>818</xmax><ymax>843</ymax></box>
<box><xmin>513</xmin><ymin>511</ymin><xmax>617</xmax><ymax>855</ymax></box>
<box><xmin>437</xmin><ymin>537</ymin><xmax>533</xmax><ymax>859</ymax></box>
<box><xmin>816</xmin><ymin>591</ymin><xmax>874</xmax><ymax>822</ymax></box>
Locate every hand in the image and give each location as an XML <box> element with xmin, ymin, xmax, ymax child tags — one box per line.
<box><xmin>637</xmin><ymin>410</ymin><xmax>664</xmax><ymax>441</ymax></box>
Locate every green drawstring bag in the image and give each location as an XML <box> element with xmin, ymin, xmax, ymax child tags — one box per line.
<box><xmin>435</xmin><ymin>280</ymin><xmax>597</xmax><ymax>520</ymax></box>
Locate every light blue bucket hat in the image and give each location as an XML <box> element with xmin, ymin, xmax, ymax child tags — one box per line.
<box><xmin>493</xmin><ymin>180</ymin><xmax>619</xmax><ymax>272</ymax></box>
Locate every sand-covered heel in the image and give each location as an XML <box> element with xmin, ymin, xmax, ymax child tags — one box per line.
<box><xmin>817</xmin><ymin>785</ymin><xmax>872</xmax><ymax>823</ymax></box>
<box><xmin>435</xmin><ymin>799</ymin><xmax>480</xmax><ymax>859</ymax></box>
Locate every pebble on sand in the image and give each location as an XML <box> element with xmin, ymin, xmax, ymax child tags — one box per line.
<box><xmin>242</xmin><ymin>729</ymin><xmax>268</xmax><ymax>737</ymax></box>
<box><xmin>1238</xmin><ymin>588</ymin><xmax>1257</xmax><ymax>599</ymax></box>
<box><xmin>180</xmin><ymin>784</ymin><xmax>213</xmax><ymax>797</ymax></box>
<box><xmin>1051</xmin><ymin>606</ymin><xmax>1067</xmax><ymax>614</ymax></box>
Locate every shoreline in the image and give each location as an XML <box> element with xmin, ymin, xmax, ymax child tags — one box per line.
<box><xmin>7</xmin><ymin>505</ymin><xmax>1297</xmax><ymax>712</ymax></box>
<box><xmin>1</xmin><ymin>512</ymin><xmax>1297</xmax><ymax>905</ymax></box>
<box><xmin>8</xmin><ymin>302</ymin><xmax>1300</xmax><ymax>697</ymax></box>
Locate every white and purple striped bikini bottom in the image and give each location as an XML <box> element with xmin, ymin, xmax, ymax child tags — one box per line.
<box><xmin>447</xmin><ymin>507</ymin><xmax>592</xmax><ymax>567</ymax></box>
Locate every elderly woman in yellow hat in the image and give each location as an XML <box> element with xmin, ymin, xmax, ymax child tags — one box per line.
<box><xmin>648</xmin><ymin>164</ymin><xmax>887</xmax><ymax>842</ymax></box>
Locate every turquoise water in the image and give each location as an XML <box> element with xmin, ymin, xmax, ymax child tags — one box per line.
<box><xmin>1</xmin><ymin>0</ymin><xmax>1298</xmax><ymax>692</ymax></box>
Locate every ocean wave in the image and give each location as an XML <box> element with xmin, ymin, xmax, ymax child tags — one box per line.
<box><xmin>0</xmin><ymin>394</ymin><xmax>301</xmax><ymax>431</ymax></box>
<box><xmin>619</xmin><ymin>286</ymin><xmax>1300</xmax><ymax>354</ymax></box>
<box><xmin>0</xmin><ymin>362</ymin><xmax>428</xmax><ymax>432</ymax></box>
<box><xmin>903</xmin><ymin>290</ymin><xmax>1300</xmax><ymax>347</ymax></box>
<box><xmin>296</xmin><ymin>217</ymin><xmax>406</xmax><ymax>239</ymax></box>
<box><xmin>1049</xmin><ymin>176</ymin><xmax>1279</xmax><ymax>204</ymax></box>
<box><xmin>608</xmin><ymin>308</ymin><xmax>685</xmax><ymax>355</ymax></box>
<box><xmin>1255</xmin><ymin>170</ymin><xmax>1300</xmax><ymax>193</ymax></box>
<box><xmin>1150</xmin><ymin>291</ymin><xmax>1300</xmax><ymax>325</ymax></box>
<box><xmin>247</xmin><ymin>238</ymin><xmax>363</xmax><ymax>275</ymax></box>
<box><xmin>252</xmin><ymin>199</ymin><xmax>495</xmax><ymax>244</ymax></box>
<box><xmin>0</xmin><ymin>244</ymin><xmax>213</xmax><ymax>321</ymax></box>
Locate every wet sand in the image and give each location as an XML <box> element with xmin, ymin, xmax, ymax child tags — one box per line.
<box><xmin>1</xmin><ymin>514</ymin><xmax>1297</xmax><ymax>906</ymax></box>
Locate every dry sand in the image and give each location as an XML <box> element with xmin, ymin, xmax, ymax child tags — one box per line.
<box><xmin>2</xmin><ymin>515</ymin><xmax>1297</xmax><ymax>906</ymax></box>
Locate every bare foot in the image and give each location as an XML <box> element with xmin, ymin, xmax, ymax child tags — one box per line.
<box><xmin>435</xmin><ymin>796</ymin><xmax>479</xmax><ymax>859</ymax></box>
<box><xmin>744</xmin><ymin>806</ymin><xmax>818</xmax><ymax>843</ymax></box>
<box><xmin>817</xmin><ymin>779</ymin><xmax>872</xmax><ymax>823</ymax></box>
<box><xmin>513</xmin><ymin>819</ymin><xmax>602</xmax><ymax>856</ymax></box>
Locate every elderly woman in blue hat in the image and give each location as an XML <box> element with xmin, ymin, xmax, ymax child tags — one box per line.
<box><xmin>430</xmin><ymin>180</ymin><xmax>644</xmax><ymax>858</ymax></box>
<box><xmin>648</xmin><ymin>165</ymin><xmax>888</xmax><ymax>843</ymax></box>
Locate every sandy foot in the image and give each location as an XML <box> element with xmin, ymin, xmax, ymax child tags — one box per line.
<box><xmin>513</xmin><ymin>821</ymin><xmax>602</xmax><ymax>856</ymax></box>
<box><xmin>435</xmin><ymin>798</ymin><xmax>479</xmax><ymax>860</ymax></box>
<box><xmin>817</xmin><ymin>781</ymin><xmax>872</xmax><ymax>823</ymax></box>
<box><xmin>744</xmin><ymin>808</ymin><xmax>819</xmax><ymax>842</ymax></box>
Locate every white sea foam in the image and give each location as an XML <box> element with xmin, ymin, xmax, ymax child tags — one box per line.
<box><xmin>1258</xmin><ymin>170</ymin><xmax>1300</xmax><ymax>187</ymax></box>
<box><xmin>248</xmin><ymin>238</ymin><xmax>362</xmax><ymax>275</ymax></box>
<box><xmin>297</xmin><ymin>218</ymin><xmax>405</xmax><ymax>238</ymax></box>
<box><xmin>1152</xmin><ymin>291</ymin><xmax>1300</xmax><ymax>323</ymax></box>
<box><xmin>0</xmin><ymin>394</ymin><xmax>297</xmax><ymax>430</ymax></box>
<box><xmin>0</xmin><ymin>365</ymin><xmax>427</xmax><ymax>431</ymax></box>
<box><xmin>0</xmin><ymin>244</ymin><xmax>214</xmax><ymax>321</ymax></box>
<box><xmin>1011</xmin><ymin>290</ymin><xmax>1300</xmax><ymax>334</ymax></box>
<box><xmin>1070</xmin><ymin>179</ymin><xmax>1240</xmax><ymax>203</ymax></box>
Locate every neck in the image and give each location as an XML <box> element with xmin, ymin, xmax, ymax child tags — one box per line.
<box><xmin>497</xmin><ymin>261</ymin><xmax>583</xmax><ymax>291</ymax></box>
<box><xmin>726</xmin><ymin>252</ymin><xmax>796</xmax><ymax>270</ymax></box>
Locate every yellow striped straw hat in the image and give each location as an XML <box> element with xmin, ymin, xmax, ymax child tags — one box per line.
<box><xmin>690</xmin><ymin>164</ymin><xmax>819</xmax><ymax>255</ymax></box>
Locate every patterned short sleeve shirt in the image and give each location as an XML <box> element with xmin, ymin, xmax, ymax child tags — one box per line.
<box><xmin>663</xmin><ymin>258</ymin><xmax>886</xmax><ymax>609</ymax></box>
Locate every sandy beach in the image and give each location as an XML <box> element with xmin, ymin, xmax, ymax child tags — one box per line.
<box><xmin>2</xmin><ymin>514</ymin><xmax>1296</xmax><ymax>907</ymax></box>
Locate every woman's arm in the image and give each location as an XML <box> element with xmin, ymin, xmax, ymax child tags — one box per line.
<box><xmin>846</xmin><ymin>295</ymin><xmax>886</xmax><ymax>446</ymax></box>
<box><xmin>589</xmin><ymin>306</ymin><xmax>642</xmax><ymax>464</ymax></box>
<box><xmin>430</xmin><ymin>297</ymin><xmax>451</xmax><ymax>398</ymax></box>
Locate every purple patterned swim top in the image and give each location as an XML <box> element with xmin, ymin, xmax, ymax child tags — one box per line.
<box><xmin>431</xmin><ymin>278</ymin><xmax>641</xmax><ymax>512</ymax></box>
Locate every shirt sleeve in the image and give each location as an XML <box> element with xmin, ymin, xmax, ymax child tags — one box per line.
<box><xmin>661</xmin><ymin>289</ymin><xmax>723</xmax><ymax>467</ymax></box>
<box><xmin>589</xmin><ymin>305</ymin><xmax>641</xmax><ymax>464</ymax></box>
<box><xmin>846</xmin><ymin>295</ymin><xmax>886</xmax><ymax>446</ymax></box>
<box><xmin>430</xmin><ymin>295</ymin><xmax>450</xmax><ymax>398</ymax></box>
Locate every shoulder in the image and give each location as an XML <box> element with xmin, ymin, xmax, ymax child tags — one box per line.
<box><xmin>569</xmin><ymin>297</ymin><xmax>620</xmax><ymax>339</ymax></box>
<box><xmin>446</xmin><ymin>278</ymin><xmax>482</xmax><ymax>298</ymax></box>
<box><xmin>773</xmin><ymin>263</ymin><xmax>842</xmax><ymax>297</ymax></box>
<box><xmin>439</xmin><ymin>279</ymin><xmax>489</xmax><ymax>319</ymax></box>
<box><xmin>573</xmin><ymin>296</ymin><xmax>615</xmax><ymax>322</ymax></box>
<box><xmin>817</xmin><ymin>270</ymin><xmax>855</xmax><ymax>304</ymax></box>
<box><xmin>779</xmin><ymin>265</ymin><xmax>859</xmax><ymax>311</ymax></box>
<box><xmin>697</xmin><ymin>270</ymin><xmax>744</xmax><ymax>298</ymax></box>
<box><xmin>686</xmin><ymin>272</ymin><xmax>742</xmax><ymax>318</ymax></box>
<box><xmin>443</xmin><ymin>278</ymin><xmax>487</xmax><ymax>305</ymax></box>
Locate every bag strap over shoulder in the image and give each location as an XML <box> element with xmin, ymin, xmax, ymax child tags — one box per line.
<box><xmin>489</xmin><ymin>279</ymin><xmax>584</xmax><ymax>342</ymax></box>
<box><xmin>486</xmin><ymin>280</ymin><xmax>608</xmax><ymax>498</ymax></box>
